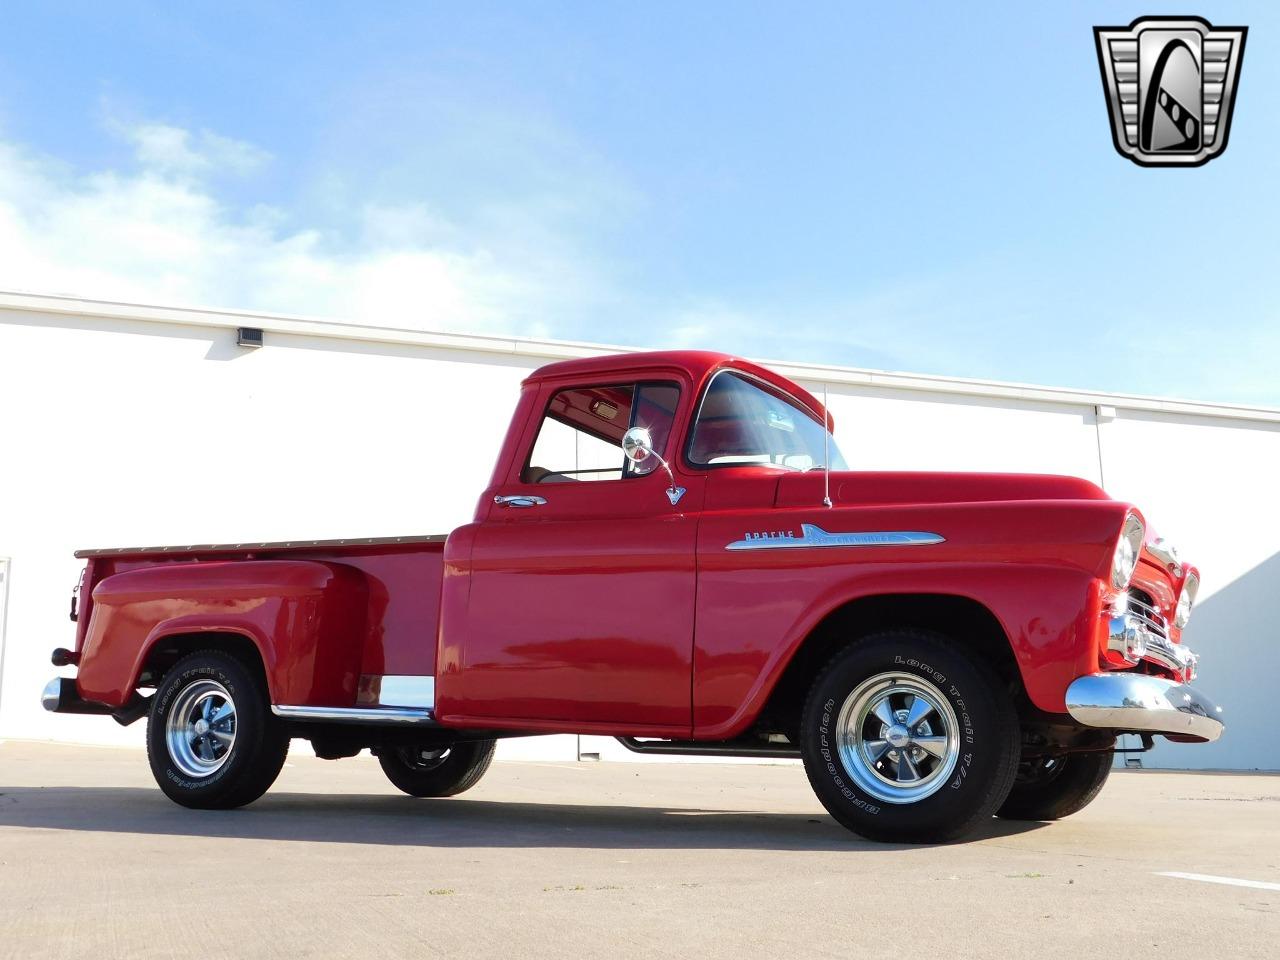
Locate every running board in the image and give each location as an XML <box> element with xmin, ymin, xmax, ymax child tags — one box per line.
<box><xmin>272</xmin><ymin>705</ymin><xmax>438</xmax><ymax>725</ymax></box>
<box><xmin>616</xmin><ymin>736</ymin><xmax>800</xmax><ymax>759</ymax></box>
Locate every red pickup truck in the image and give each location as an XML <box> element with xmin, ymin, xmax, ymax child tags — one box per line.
<box><xmin>42</xmin><ymin>350</ymin><xmax>1221</xmax><ymax>842</ymax></box>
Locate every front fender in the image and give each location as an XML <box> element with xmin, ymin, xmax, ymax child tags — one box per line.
<box><xmin>693</xmin><ymin>498</ymin><xmax>1125</xmax><ymax>738</ymax></box>
<box><xmin>76</xmin><ymin>560</ymin><xmax>368</xmax><ymax>708</ymax></box>
<box><xmin>694</xmin><ymin>563</ymin><xmax>1104</xmax><ymax>739</ymax></box>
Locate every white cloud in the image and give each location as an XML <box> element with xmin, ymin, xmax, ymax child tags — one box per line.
<box><xmin>117</xmin><ymin>122</ymin><xmax>272</xmax><ymax>178</ymax></box>
<box><xmin>2</xmin><ymin>117</ymin><xmax>1273</xmax><ymax>407</ymax></box>
<box><xmin>0</xmin><ymin>120</ymin><xmax>591</xmax><ymax>337</ymax></box>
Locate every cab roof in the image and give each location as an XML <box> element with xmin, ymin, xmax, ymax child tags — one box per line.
<box><xmin>525</xmin><ymin>350</ymin><xmax>831</xmax><ymax>428</ymax></box>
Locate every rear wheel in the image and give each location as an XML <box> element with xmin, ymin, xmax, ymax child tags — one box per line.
<box><xmin>996</xmin><ymin>751</ymin><xmax>1112</xmax><ymax>821</ymax></box>
<box><xmin>799</xmin><ymin>630</ymin><xmax>1020</xmax><ymax>843</ymax></box>
<box><xmin>146</xmin><ymin>650</ymin><xmax>288</xmax><ymax>809</ymax></box>
<box><xmin>377</xmin><ymin>739</ymin><xmax>496</xmax><ymax>798</ymax></box>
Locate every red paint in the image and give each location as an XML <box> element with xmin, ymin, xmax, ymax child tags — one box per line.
<box><xmin>74</xmin><ymin>541</ymin><xmax>442</xmax><ymax>708</ymax></box>
<box><xmin>437</xmin><ymin>473</ymin><xmax>704</xmax><ymax>731</ymax></box>
<box><xmin>61</xmin><ymin>350</ymin><xmax>1201</xmax><ymax>738</ymax></box>
<box><xmin>692</xmin><ymin>492</ymin><xmax>1128</xmax><ymax>735</ymax></box>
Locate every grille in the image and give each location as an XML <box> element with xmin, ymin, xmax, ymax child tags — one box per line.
<box><xmin>1128</xmin><ymin>587</ymin><xmax>1196</xmax><ymax>678</ymax></box>
<box><xmin>1126</xmin><ymin>588</ymin><xmax>1169</xmax><ymax>639</ymax></box>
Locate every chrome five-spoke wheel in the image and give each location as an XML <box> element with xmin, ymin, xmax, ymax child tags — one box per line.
<box><xmin>836</xmin><ymin>672</ymin><xmax>960</xmax><ymax>804</ymax></box>
<box><xmin>165</xmin><ymin>679</ymin><xmax>237</xmax><ymax>779</ymax></box>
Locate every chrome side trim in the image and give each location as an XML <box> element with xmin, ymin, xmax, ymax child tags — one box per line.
<box><xmin>617</xmin><ymin>736</ymin><xmax>800</xmax><ymax>759</ymax></box>
<box><xmin>1065</xmin><ymin>673</ymin><xmax>1223</xmax><ymax>742</ymax></box>
<box><xmin>357</xmin><ymin>674</ymin><xmax>436</xmax><ymax>709</ymax></box>
<box><xmin>726</xmin><ymin>523</ymin><xmax>944</xmax><ymax>551</ymax></box>
<box><xmin>271</xmin><ymin>704</ymin><xmax>436</xmax><ymax>724</ymax></box>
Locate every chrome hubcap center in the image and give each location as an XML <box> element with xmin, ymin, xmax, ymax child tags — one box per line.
<box><xmin>885</xmin><ymin>723</ymin><xmax>911</xmax><ymax>749</ymax></box>
<box><xmin>193</xmin><ymin>718</ymin><xmax>209</xmax><ymax>736</ymax></box>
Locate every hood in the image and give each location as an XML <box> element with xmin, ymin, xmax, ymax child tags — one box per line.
<box><xmin>775</xmin><ymin>471</ymin><xmax>1111</xmax><ymax>509</ymax></box>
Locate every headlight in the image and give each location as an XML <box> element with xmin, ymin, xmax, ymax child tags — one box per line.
<box><xmin>1175</xmin><ymin>570</ymin><xmax>1199</xmax><ymax>628</ymax></box>
<box><xmin>1112</xmin><ymin>513</ymin><xmax>1144</xmax><ymax>590</ymax></box>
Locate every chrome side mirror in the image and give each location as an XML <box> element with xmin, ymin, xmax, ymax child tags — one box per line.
<box><xmin>621</xmin><ymin>426</ymin><xmax>655</xmax><ymax>463</ymax></box>
<box><xmin>620</xmin><ymin>426</ymin><xmax>685</xmax><ymax>506</ymax></box>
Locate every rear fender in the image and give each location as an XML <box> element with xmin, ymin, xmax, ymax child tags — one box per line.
<box><xmin>76</xmin><ymin>560</ymin><xmax>368</xmax><ymax>708</ymax></box>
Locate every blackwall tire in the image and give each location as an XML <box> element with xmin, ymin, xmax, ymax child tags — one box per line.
<box><xmin>799</xmin><ymin>630</ymin><xmax>1019</xmax><ymax>843</ymax></box>
<box><xmin>145</xmin><ymin>650</ymin><xmax>288</xmax><ymax>809</ymax></box>
<box><xmin>996</xmin><ymin>751</ymin><xmax>1113</xmax><ymax>821</ymax></box>
<box><xmin>378</xmin><ymin>739</ymin><xmax>497</xmax><ymax>798</ymax></box>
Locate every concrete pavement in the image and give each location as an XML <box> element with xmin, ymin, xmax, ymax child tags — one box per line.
<box><xmin>1</xmin><ymin>740</ymin><xmax>1277</xmax><ymax>959</ymax></box>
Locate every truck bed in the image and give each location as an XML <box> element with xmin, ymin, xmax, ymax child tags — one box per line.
<box><xmin>71</xmin><ymin>534</ymin><xmax>448</xmax><ymax>710</ymax></box>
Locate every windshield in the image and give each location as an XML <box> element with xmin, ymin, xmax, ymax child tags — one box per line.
<box><xmin>687</xmin><ymin>371</ymin><xmax>847</xmax><ymax>471</ymax></box>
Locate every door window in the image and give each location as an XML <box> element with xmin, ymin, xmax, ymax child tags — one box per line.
<box><xmin>523</xmin><ymin>382</ymin><xmax>680</xmax><ymax>483</ymax></box>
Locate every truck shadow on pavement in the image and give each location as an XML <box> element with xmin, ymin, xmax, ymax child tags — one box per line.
<box><xmin>0</xmin><ymin>786</ymin><xmax>1046</xmax><ymax>850</ymax></box>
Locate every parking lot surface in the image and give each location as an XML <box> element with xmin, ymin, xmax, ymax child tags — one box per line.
<box><xmin>1</xmin><ymin>740</ymin><xmax>1277</xmax><ymax>959</ymax></box>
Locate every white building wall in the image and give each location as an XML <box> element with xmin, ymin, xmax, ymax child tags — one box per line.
<box><xmin>1</xmin><ymin>294</ymin><xmax>1277</xmax><ymax>770</ymax></box>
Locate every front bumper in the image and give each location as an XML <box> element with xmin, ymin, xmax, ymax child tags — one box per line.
<box><xmin>1065</xmin><ymin>673</ymin><xmax>1224</xmax><ymax>743</ymax></box>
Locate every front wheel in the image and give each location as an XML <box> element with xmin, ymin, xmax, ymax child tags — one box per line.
<box><xmin>799</xmin><ymin>630</ymin><xmax>1020</xmax><ymax>843</ymax></box>
<box><xmin>377</xmin><ymin>739</ymin><xmax>496</xmax><ymax>798</ymax></box>
<box><xmin>996</xmin><ymin>751</ymin><xmax>1113</xmax><ymax>821</ymax></box>
<box><xmin>146</xmin><ymin>650</ymin><xmax>288</xmax><ymax>809</ymax></box>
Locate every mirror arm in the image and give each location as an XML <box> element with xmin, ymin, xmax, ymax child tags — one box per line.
<box><xmin>622</xmin><ymin>425</ymin><xmax>686</xmax><ymax>507</ymax></box>
<box><xmin>650</xmin><ymin>453</ymin><xmax>686</xmax><ymax>507</ymax></box>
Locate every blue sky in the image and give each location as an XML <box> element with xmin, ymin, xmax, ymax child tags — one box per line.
<box><xmin>0</xmin><ymin>2</ymin><xmax>1277</xmax><ymax>405</ymax></box>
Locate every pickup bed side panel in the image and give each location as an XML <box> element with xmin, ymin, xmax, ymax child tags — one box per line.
<box><xmin>76</xmin><ymin>560</ymin><xmax>368</xmax><ymax>708</ymax></box>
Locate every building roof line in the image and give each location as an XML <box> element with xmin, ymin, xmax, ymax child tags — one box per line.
<box><xmin>2</xmin><ymin>288</ymin><xmax>1277</xmax><ymax>425</ymax></box>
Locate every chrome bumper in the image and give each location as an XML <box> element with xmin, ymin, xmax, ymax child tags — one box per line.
<box><xmin>41</xmin><ymin>677</ymin><xmax>112</xmax><ymax>715</ymax></box>
<box><xmin>1065</xmin><ymin>673</ymin><xmax>1224</xmax><ymax>743</ymax></box>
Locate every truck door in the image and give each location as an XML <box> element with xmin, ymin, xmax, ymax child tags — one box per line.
<box><xmin>450</xmin><ymin>379</ymin><xmax>701</xmax><ymax>732</ymax></box>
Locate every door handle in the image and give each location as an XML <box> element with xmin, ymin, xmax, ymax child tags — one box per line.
<box><xmin>494</xmin><ymin>494</ymin><xmax>547</xmax><ymax>508</ymax></box>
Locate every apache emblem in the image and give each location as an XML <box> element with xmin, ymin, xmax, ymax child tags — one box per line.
<box><xmin>726</xmin><ymin>525</ymin><xmax>945</xmax><ymax>551</ymax></box>
<box><xmin>1094</xmin><ymin>17</ymin><xmax>1246</xmax><ymax>167</ymax></box>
